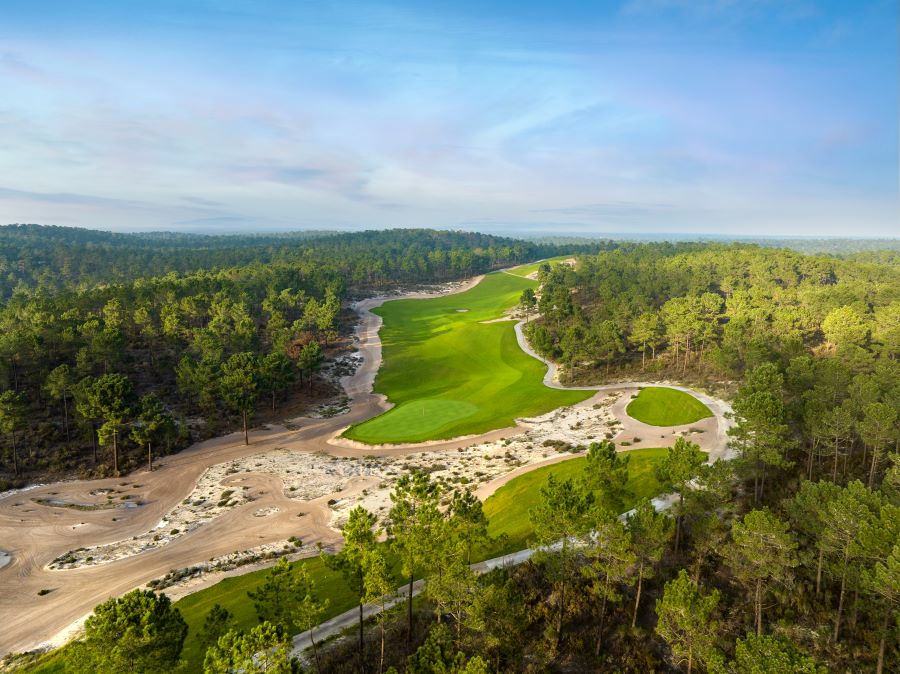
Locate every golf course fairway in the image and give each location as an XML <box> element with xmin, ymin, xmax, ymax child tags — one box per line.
<box><xmin>344</xmin><ymin>270</ymin><xmax>591</xmax><ymax>444</ymax></box>
<box><xmin>482</xmin><ymin>446</ymin><xmax>668</xmax><ymax>556</ymax></box>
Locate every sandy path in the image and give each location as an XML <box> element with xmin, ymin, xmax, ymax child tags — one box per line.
<box><xmin>513</xmin><ymin>318</ymin><xmax>734</xmax><ymax>459</ymax></box>
<box><xmin>0</xmin><ymin>271</ymin><xmax>732</xmax><ymax>656</ymax></box>
<box><xmin>0</xmin><ymin>276</ymin><xmax>489</xmax><ymax>655</ymax></box>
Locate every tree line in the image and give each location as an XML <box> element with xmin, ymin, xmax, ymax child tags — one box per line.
<box><xmin>523</xmin><ymin>242</ymin><xmax>898</xmax><ymax>381</ymax></box>
<box><xmin>0</xmin><ymin>227</ymin><xmax>599</xmax><ymax>485</ymax></box>
<box><xmin>49</xmin><ymin>426</ymin><xmax>899</xmax><ymax>672</ymax></box>
<box><xmin>0</xmin><ymin>225</ymin><xmax>603</xmax><ymax>299</ymax></box>
<box><xmin>11</xmin><ymin>238</ymin><xmax>899</xmax><ymax>671</ymax></box>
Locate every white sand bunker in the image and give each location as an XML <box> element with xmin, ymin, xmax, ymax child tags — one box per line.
<box><xmin>48</xmin><ymin>448</ymin><xmax>385</xmax><ymax>570</ymax></box>
<box><xmin>47</xmin><ymin>394</ymin><xmax>622</xmax><ymax>570</ymax></box>
<box><xmin>253</xmin><ymin>506</ymin><xmax>280</xmax><ymax>517</ymax></box>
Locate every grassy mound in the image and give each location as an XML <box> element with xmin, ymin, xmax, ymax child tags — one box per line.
<box><xmin>344</xmin><ymin>271</ymin><xmax>591</xmax><ymax>444</ymax></box>
<box><xmin>625</xmin><ymin>387</ymin><xmax>713</xmax><ymax>427</ymax></box>
<box><xmin>481</xmin><ymin>446</ymin><xmax>667</xmax><ymax>556</ymax></box>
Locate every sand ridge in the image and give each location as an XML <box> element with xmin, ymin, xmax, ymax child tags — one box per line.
<box><xmin>0</xmin><ymin>270</ymin><xmax>733</xmax><ymax>656</ymax></box>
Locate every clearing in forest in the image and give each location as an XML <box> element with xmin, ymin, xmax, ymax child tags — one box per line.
<box><xmin>625</xmin><ymin>386</ymin><xmax>713</xmax><ymax>426</ymax></box>
<box><xmin>344</xmin><ymin>271</ymin><xmax>591</xmax><ymax>444</ymax></box>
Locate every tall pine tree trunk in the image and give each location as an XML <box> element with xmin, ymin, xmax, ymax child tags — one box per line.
<box><xmin>556</xmin><ymin>581</ymin><xmax>566</xmax><ymax>652</ymax></box>
<box><xmin>876</xmin><ymin>604</ymin><xmax>891</xmax><ymax>674</ymax></box>
<box><xmin>147</xmin><ymin>442</ymin><xmax>152</xmax><ymax>471</ymax></box>
<box><xmin>242</xmin><ymin>411</ymin><xmax>249</xmax><ymax>445</ymax></box>
<box><xmin>816</xmin><ymin>548</ymin><xmax>824</xmax><ymax>596</ymax></box>
<box><xmin>62</xmin><ymin>394</ymin><xmax>70</xmax><ymax>443</ymax></box>
<box><xmin>807</xmin><ymin>440</ymin><xmax>816</xmax><ymax>480</ymax></box>
<box><xmin>595</xmin><ymin>574</ymin><xmax>610</xmax><ymax>655</ymax></box>
<box><xmin>833</xmin><ymin>549</ymin><xmax>849</xmax><ymax>642</ymax></box>
<box><xmin>358</xmin><ymin>602</ymin><xmax>365</xmax><ymax>669</ymax></box>
<box><xmin>379</xmin><ymin>606</ymin><xmax>386</xmax><ymax>674</ymax></box>
<box><xmin>868</xmin><ymin>444</ymin><xmax>881</xmax><ymax>488</ymax></box>
<box><xmin>832</xmin><ymin>438</ymin><xmax>839</xmax><ymax>482</ymax></box>
<box><xmin>309</xmin><ymin>628</ymin><xmax>322</xmax><ymax>673</ymax></box>
<box><xmin>632</xmin><ymin>563</ymin><xmax>644</xmax><ymax>629</ymax></box>
<box><xmin>755</xmin><ymin>579</ymin><xmax>763</xmax><ymax>636</ymax></box>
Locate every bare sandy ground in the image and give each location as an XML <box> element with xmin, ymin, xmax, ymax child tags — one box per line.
<box><xmin>0</xmin><ymin>271</ymin><xmax>733</xmax><ymax>656</ymax></box>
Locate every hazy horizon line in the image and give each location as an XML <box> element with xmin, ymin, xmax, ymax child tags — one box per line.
<box><xmin>3</xmin><ymin>222</ymin><xmax>897</xmax><ymax>243</ymax></box>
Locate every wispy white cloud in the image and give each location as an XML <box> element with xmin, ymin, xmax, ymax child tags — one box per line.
<box><xmin>0</xmin><ymin>0</ymin><xmax>895</xmax><ymax>235</ymax></box>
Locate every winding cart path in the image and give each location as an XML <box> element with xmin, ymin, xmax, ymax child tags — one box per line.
<box><xmin>0</xmin><ymin>270</ymin><xmax>732</xmax><ymax>656</ymax></box>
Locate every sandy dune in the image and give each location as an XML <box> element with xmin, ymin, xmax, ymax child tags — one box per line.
<box><xmin>0</xmin><ymin>272</ymin><xmax>733</xmax><ymax>656</ymax></box>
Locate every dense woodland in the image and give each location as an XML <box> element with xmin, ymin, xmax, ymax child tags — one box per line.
<box><xmin>0</xmin><ymin>225</ymin><xmax>600</xmax><ymax>298</ymax></box>
<box><xmin>0</xmin><ymin>225</ymin><xmax>595</xmax><ymax>486</ymax></box>
<box><xmin>6</xmin><ymin>232</ymin><xmax>900</xmax><ymax>673</ymax></box>
<box><xmin>525</xmin><ymin>243</ymin><xmax>898</xmax><ymax>383</ymax></box>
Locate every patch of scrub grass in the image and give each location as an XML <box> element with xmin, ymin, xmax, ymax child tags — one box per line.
<box><xmin>344</xmin><ymin>272</ymin><xmax>591</xmax><ymax>444</ymax></box>
<box><xmin>17</xmin><ymin>647</ymin><xmax>70</xmax><ymax>674</ymax></box>
<box><xmin>625</xmin><ymin>387</ymin><xmax>713</xmax><ymax>427</ymax></box>
<box><xmin>480</xmin><ymin>446</ymin><xmax>667</xmax><ymax>557</ymax></box>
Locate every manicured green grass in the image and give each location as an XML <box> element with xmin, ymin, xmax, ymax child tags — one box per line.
<box><xmin>19</xmin><ymin>556</ymin><xmax>363</xmax><ymax>674</ymax></box>
<box><xmin>625</xmin><ymin>387</ymin><xmax>713</xmax><ymax>427</ymax></box>
<box><xmin>174</xmin><ymin>555</ymin><xmax>360</xmax><ymax>671</ymax></box>
<box><xmin>25</xmin><ymin>447</ymin><xmax>667</xmax><ymax>674</ymax></box>
<box><xmin>344</xmin><ymin>271</ymin><xmax>591</xmax><ymax>444</ymax></box>
<box><xmin>481</xmin><ymin>447</ymin><xmax>667</xmax><ymax>556</ymax></box>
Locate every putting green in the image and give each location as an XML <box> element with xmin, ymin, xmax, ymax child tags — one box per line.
<box><xmin>482</xmin><ymin>447</ymin><xmax>667</xmax><ymax>556</ymax></box>
<box><xmin>625</xmin><ymin>387</ymin><xmax>713</xmax><ymax>426</ymax></box>
<box><xmin>344</xmin><ymin>270</ymin><xmax>591</xmax><ymax>444</ymax></box>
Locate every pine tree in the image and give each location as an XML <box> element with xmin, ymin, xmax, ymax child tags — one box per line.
<box><xmin>655</xmin><ymin>570</ymin><xmax>721</xmax><ymax>674</ymax></box>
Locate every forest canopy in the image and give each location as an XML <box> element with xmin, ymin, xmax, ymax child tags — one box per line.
<box><xmin>0</xmin><ymin>225</ymin><xmax>599</xmax><ymax>484</ymax></box>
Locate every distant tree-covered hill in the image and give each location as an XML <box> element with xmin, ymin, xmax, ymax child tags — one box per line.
<box><xmin>0</xmin><ymin>224</ymin><xmax>603</xmax><ymax>300</ymax></box>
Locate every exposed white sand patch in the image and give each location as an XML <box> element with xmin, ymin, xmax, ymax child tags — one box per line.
<box><xmin>146</xmin><ymin>539</ymin><xmax>317</xmax><ymax>593</ymax></box>
<box><xmin>0</xmin><ymin>551</ymin><xmax>10</xmax><ymax>570</ymax></box>
<box><xmin>47</xmin><ymin>448</ymin><xmax>386</xmax><ymax>569</ymax></box>
<box><xmin>331</xmin><ymin>394</ymin><xmax>622</xmax><ymax>527</ymax></box>
<box><xmin>253</xmin><ymin>506</ymin><xmax>280</xmax><ymax>517</ymax></box>
<box><xmin>0</xmin><ymin>482</ymin><xmax>47</xmax><ymax>503</ymax></box>
<box><xmin>46</xmin><ymin>395</ymin><xmax>623</xmax><ymax>570</ymax></box>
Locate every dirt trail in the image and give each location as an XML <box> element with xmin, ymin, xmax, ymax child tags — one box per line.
<box><xmin>0</xmin><ymin>276</ymin><xmax>488</xmax><ymax>655</ymax></box>
<box><xmin>0</xmin><ymin>270</ymin><xmax>732</xmax><ymax>656</ymax></box>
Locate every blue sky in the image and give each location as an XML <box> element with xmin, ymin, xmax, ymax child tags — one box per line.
<box><xmin>0</xmin><ymin>0</ymin><xmax>897</xmax><ymax>236</ymax></box>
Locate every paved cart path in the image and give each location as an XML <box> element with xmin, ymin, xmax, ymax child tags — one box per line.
<box><xmin>0</xmin><ymin>269</ymin><xmax>732</xmax><ymax>656</ymax></box>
